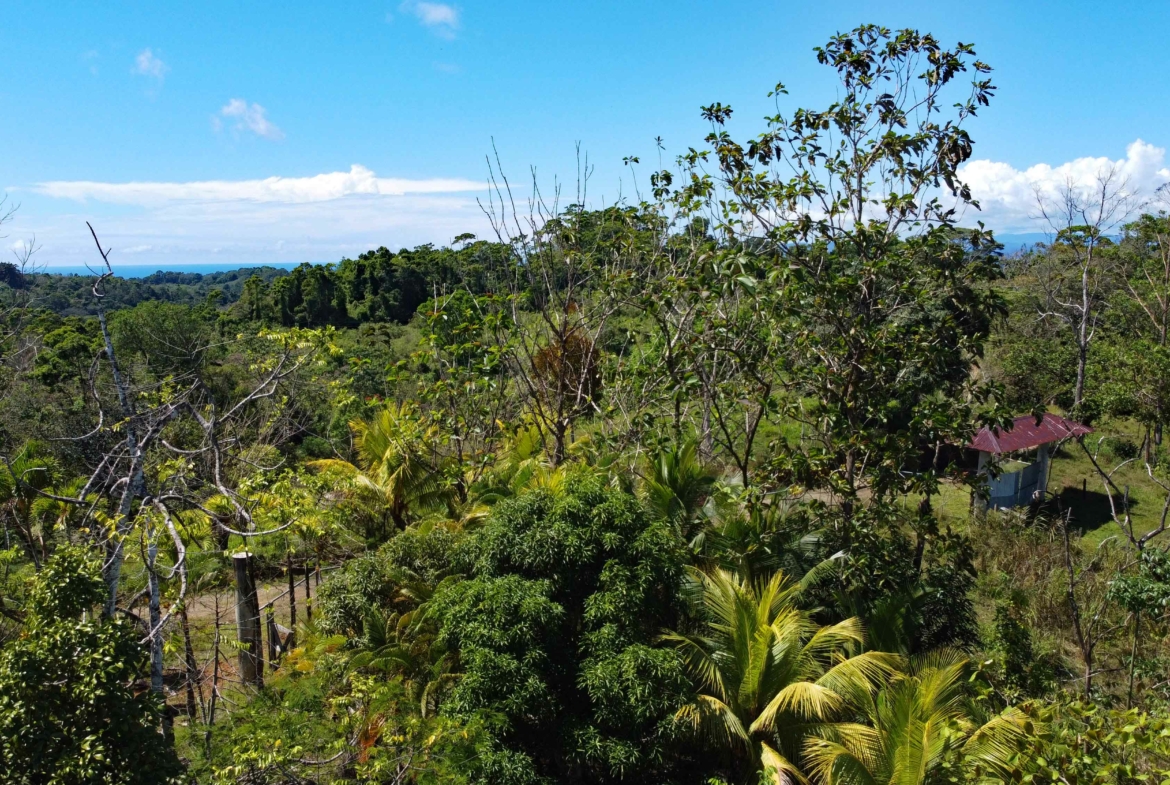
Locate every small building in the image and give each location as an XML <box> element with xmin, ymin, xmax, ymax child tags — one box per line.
<box><xmin>969</xmin><ymin>413</ymin><xmax>1092</xmax><ymax>510</ymax></box>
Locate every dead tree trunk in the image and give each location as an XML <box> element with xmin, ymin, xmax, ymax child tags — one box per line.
<box><xmin>180</xmin><ymin>603</ymin><xmax>199</xmax><ymax>721</ymax></box>
<box><xmin>146</xmin><ymin>536</ymin><xmax>164</xmax><ymax>698</ymax></box>
<box><xmin>286</xmin><ymin>554</ymin><xmax>297</xmax><ymax>649</ymax></box>
<box><xmin>232</xmin><ymin>552</ymin><xmax>263</xmax><ymax>687</ymax></box>
<box><xmin>303</xmin><ymin>563</ymin><xmax>312</xmax><ymax>622</ymax></box>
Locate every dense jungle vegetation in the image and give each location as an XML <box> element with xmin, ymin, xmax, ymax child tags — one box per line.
<box><xmin>5</xmin><ymin>26</ymin><xmax>1170</xmax><ymax>785</ymax></box>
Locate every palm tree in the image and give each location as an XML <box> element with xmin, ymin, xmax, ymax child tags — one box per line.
<box><xmin>701</xmin><ymin>495</ymin><xmax>840</xmax><ymax>588</ymax></box>
<box><xmin>663</xmin><ymin>568</ymin><xmax>899</xmax><ymax>784</ymax></box>
<box><xmin>0</xmin><ymin>442</ymin><xmax>60</xmax><ymax>567</ymax></box>
<box><xmin>469</xmin><ymin>421</ymin><xmax>575</xmax><ymax>503</ymax></box>
<box><xmin>802</xmin><ymin>652</ymin><xmax>1035</xmax><ymax>785</ymax></box>
<box><xmin>349</xmin><ymin>568</ymin><xmax>460</xmax><ymax>719</ymax></box>
<box><xmin>311</xmin><ymin>402</ymin><xmax>453</xmax><ymax>530</ymax></box>
<box><xmin>642</xmin><ymin>440</ymin><xmax>717</xmax><ymax>541</ymax></box>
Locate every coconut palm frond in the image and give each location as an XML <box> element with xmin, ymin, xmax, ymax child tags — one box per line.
<box><xmin>674</xmin><ymin>694</ymin><xmax>753</xmax><ymax>751</ymax></box>
<box><xmin>667</xmin><ymin>562</ymin><xmax>894</xmax><ymax>780</ymax></box>
<box><xmin>751</xmin><ymin>681</ymin><xmax>845</xmax><ymax>733</ymax></box>
<box><xmin>961</xmin><ymin>707</ymin><xmax>1038</xmax><ymax>782</ymax></box>
<box><xmin>760</xmin><ymin>740</ymin><xmax>809</xmax><ymax>785</ymax></box>
<box><xmin>803</xmin><ymin>736</ymin><xmax>881</xmax><ymax>785</ymax></box>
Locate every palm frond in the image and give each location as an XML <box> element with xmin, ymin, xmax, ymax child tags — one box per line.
<box><xmin>960</xmin><ymin>707</ymin><xmax>1038</xmax><ymax>781</ymax></box>
<box><xmin>759</xmin><ymin>740</ymin><xmax>809</xmax><ymax>785</ymax></box>
<box><xmin>751</xmin><ymin>681</ymin><xmax>844</xmax><ymax>733</ymax></box>
<box><xmin>673</xmin><ymin>694</ymin><xmax>752</xmax><ymax>751</ymax></box>
<box><xmin>815</xmin><ymin>652</ymin><xmax>902</xmax><ymax>706</ymax></box>
<box><xmin>803</xmin><ymin>737</ymin><xmax>881</xmax><ymax>785</ymax></box>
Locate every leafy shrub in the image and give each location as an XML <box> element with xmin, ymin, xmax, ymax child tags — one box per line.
<box><xmin>0</xmin><ymin>546</ymin><xmax>183</xmax><ymax>784</ymax></box>
<box><xmin>382</xmin><ymin>524</ymin><xmax>460</xmax><ymax>583</ymax></box>
<box><xmin>316</xmin><ymin>525</ymin><xmax>462</xmax><ymax>640</ymax></box>
<box><xmin>300</xmin><ymin>435</ymin><xmax>333</xmax><ymax>459</ymax></box>
<box><xmin>1102</xmin><ymin>436</ymin><xmax>1139</xmax><ymax>460</ymax></box>
<box><xmin>315</xmin><ymin>552</ymin><xmax>399</xmax><ymax>638</ymax></box>
<box><xmin>433</xmin><ymin>470</ymin><xmax>693</xmax><ymax>784</ymax></box>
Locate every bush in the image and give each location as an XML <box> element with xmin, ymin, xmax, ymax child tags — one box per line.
<box><xmin>315</xmin><ymin>552</ymin><xmax>399</xmax><ymax>638</ymax></box>
<box><xmin>316</xmin><ymin>525</ymin><xmax>462</xmax><ymax>640</ymax></box>
<box><xmin>433</xmin><ymin>471</ymin><xmax>692</xmax><ymax>784</ymax></box>
<box><xmin>1102</xmin><ymin>436</ymin><xmax>1139</xmax><ymax>460</ymax></box>
<box><xmin>0</xmin><ymin>547</ymin><xmax>183</xmax><ymax>784</ymax></box>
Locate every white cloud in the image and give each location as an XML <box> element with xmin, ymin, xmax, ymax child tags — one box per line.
<box><xmin>400</xmin><ymin>1</ymin><xmax>459</xmax><ymax>37</ymax></box>
<box><xmin>23</xmin><ymin>193</ymin><xmax>493</xmax><ymax>267</ymax></box>
<box><xmin>32</xmin><ymin>165</ymin><xmax>485</xmax><ymax>206</ymax></box>
<box><xmin>958</xmin><ymin>140</ymin><xmax>1170</xmax><ymax>233</ymax></box>
<box><xmin>218</xmin><ymin>99</ymin><xmax>284</xmax><ymax>140</ymax></box>
<box><xmin>22</xmin><ymin>165</ymin><xmax>491</xmax><ymax>264</ymax></box>
<box><xmin>133</xmin><ymin>48</ymin><xmax>168</xmax><ymax>81</ymax></box>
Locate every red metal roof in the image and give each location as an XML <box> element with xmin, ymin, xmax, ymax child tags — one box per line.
<box><xmin>969</xmin><ymin>413</ymin><xmax>1092</xmax><ymax>454</ymax></box>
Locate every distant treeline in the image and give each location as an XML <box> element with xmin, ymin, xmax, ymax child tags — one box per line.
<box><xmin>3</xmin><ymin>239</ymin><xmax>510</xmax><ymax>325</ymax></box>
<box><xmin>237</xmin><ymin>240</ymin><xmax>511</xmax><ymax>327</ymax></box>
<box><xmin>4</xmin><ymin>263</ymin><xmax>291</xmax><ymax>317</ymax></box>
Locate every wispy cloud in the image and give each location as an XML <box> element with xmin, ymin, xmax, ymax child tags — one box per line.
<box><xmin>81</xmin><ymin>49</ymin><xmax>100</xmax><ymax>76</ymax></box>
<box><xmin>216</xmin><ymin>99</ymin><xmax>284</xmax><ymax>140</ymax></box>
<box><xmin>32</xmin><ymin>165</ymin><xmax>485</xmax><ymax>205</ymax></box>
<box><xmin>957</xmin><ymin>140</ymin><xmax>1170</xmax><ymax>233</ymax></box>
<box><xmin>22</xmin><ymin>196</ymin><xmax>491</xmax><ymax>266</ymax></box>
<box><xmin>133</xmin><ymin>48</ymin><xmax>168</xmax><ymax>81</ymax></box>
<box><xmin>21</xmin><ymin>165</ymin><xmax>491</xmax><ymax>265</ymax></box>
<box><xmin>399</xmin><ymin>1</ymin><xmax>459</xmax><ymax>38</ymax></box>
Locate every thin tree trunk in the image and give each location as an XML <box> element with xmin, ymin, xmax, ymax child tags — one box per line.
<box><xmin>1061</xmin><ymin>515</ymin><xmax>1093</xmax><ymax>699</ymax></box>
<box><xmin>148</xmin><ymin>537</ymin><xmax>164</xmax><ymax>695</ymax></box>
<box><xmin>1128</xmin><ymin>610</ymin><xmax>1141</xmax><ymax>709</ymax></box>
<box><xmin>1074</xmin><ymin>260</ymin><xmax>1090</xmax><ymax>410</ymax></box>
<box><xmin>266</xmin><ymin>606</ymin><xmax>278</xmax><ymax>671</ymax></box>
<box><xmin>96</xmin><ymin>304</ymin><xmax>145</xmax><ymax>617</ymax></box>
<box><xmin>286</xmin><ymin>553</ymin><xmax>297</xmax><ymax>648</ymax></box>
<box><xmin>180</xmin><ymin>603</ymin><xmax>199</xmax><ymax>722</ymax></box>
<box><xmin>205</xmin><ymin>595</ymin><xmax>221</xmax><ymax>757</ymax></box>
<box><xmin>304</xmin><ymin>563</ymin><xmax>312</xmax><ymax>622</ymax></box>
<box><xmin>842</xmin><ymin>449</ymin><xmax>857</xmax><ymax>520</ymax></box>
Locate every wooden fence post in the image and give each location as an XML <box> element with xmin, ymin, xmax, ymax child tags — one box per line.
<box><xmin>232</xmin><ymin>552</ymin><xmax>263</xmax><ymax>687</ymax></box>
<box><xmin>266</xmin><ymin>606</ymin><xmax>279</xmax><ymax>671</ymax></box>
<box><xmin>304</xmin><ymin>563</ymin><xmax>312</xmax><ymax>622</ymax></box>
<box><xmin>286</xmin><ymin>554</ymin><xmax>297</xmax><ymax>629</ymax></box>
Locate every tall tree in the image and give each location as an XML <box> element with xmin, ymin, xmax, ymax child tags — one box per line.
<box><xmin>1033</xmin><ymin>168</ymin><xmax>1137</xmax><ymax>411</ymax></box>
<box><xmin>655</xmin><ymin>26</ymin><xmax>1006</xmax><ymax>509</ymax></box>
<box><xmin>433</xmin><ymin>470</ymin><xmax>693</xmax><ymax>784</ymax></box>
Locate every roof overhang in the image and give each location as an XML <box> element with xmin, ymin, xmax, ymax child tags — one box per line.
<box><xmin>968</xmin><ymin>413</ymin><xmax>1092</xmax><ymax>454</ymax></box>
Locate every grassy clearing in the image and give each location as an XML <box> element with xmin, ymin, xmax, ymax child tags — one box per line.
<box><xmin>928</xmin><ymin>416</ymin><xmax>1168</xmax><ymax>548</ymax></box>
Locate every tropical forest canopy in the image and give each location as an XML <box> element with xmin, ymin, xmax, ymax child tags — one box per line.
<box><xmin>4</xmin><ymin>25</ymin><xmax>1170</xmax><ymax>785</ymax></box>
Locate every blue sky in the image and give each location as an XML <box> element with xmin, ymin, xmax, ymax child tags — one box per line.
<box><xmin>4</xmin><ymin>0</ymin><xmax>1170</xmax><ymax>267</ymax></box>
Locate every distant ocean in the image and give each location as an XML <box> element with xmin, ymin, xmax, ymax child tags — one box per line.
<box><xmin>36</xmin><ymin>262</ymin><xmax>305</xmax><ymax>278</ymax></box>
<box><xmin>30</xmin><ymin>233</ymin><xmax>1051</xmax><ymax>279</ymax></box>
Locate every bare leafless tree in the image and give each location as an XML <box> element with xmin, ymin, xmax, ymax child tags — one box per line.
<box><xmin>0</xmin><ymin>197</ymin><xmax>41</xmax><ymax>379</ymax></box>
<box><xmin>1034</xmin><ymin>167</ymin><xmax>1140</xmax><ymax>410</ymax></box>
<box><xmin>3</xmin><ymin>224</ymin><xmax>324</xmax><ymax>701</ymax></box>
<box><xmin>479</xmin><ymin>145</ymin><xmax>635</xmax><ymax>465</ymax></box>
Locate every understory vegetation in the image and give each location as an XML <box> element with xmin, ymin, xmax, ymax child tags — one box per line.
<box><xmin>5</xmin><ymin>25</ymin><xmax>1170</xmax><ymax>785</ymax></box>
